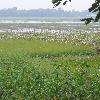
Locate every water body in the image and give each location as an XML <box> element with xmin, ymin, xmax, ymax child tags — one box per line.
<box><xmin>0</xmin><ymin>21</ymin><xmax>84</xmax><ymax>24</ymax></box>
<box><xmin>0</xmin><ymin>17</ymin><xmax>83</xmax><ymax>23</ymax></box>
<box><xmin>0</xmin><ymin>17</ymin><xmax>99</xmax><ymax>35</ymax></box>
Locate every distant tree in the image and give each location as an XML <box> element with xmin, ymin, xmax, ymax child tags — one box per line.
<box><xmin>52</xmin><ymin>0</ymin><xmax>100</xmax><ymax>25</ymax></box>
<box><xmin>0</xmin><ymin>8</ymin><xmax>91</xmax><ymax>17</ymax></box>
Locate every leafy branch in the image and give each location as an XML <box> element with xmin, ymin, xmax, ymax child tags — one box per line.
<box><xmin>52</xmin><ymin>0</ymin><xmax>100</xmax><ymax>24</ymax></box>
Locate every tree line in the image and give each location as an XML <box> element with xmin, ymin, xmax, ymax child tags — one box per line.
<box><xmin>0</xmin><ymin>7</ymin><xmax>93</xmax><ymax>17</ymax></box>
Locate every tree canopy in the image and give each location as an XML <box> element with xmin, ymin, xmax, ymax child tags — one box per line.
<box><xmin>52</xmin><ymin>0</ymin><xmax>100</xmax><ymax>24</ymax></box>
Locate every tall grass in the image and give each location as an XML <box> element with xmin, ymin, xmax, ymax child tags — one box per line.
<box><xmin>0</xmin><ymin>38</ymin><xmax>100</xmax><ymax>100</ymax></box>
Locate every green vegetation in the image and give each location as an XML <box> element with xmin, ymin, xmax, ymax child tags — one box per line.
<box><xmin>0</xmin><ymin>35</ymin><xmax>100</xmax><ymax>100</ymax></box>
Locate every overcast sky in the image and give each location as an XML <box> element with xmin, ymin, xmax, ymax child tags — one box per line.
<box><xmin>0</xmin><ymin>0</ymin><xmax>94</xmax><ymax>11</ymax></box>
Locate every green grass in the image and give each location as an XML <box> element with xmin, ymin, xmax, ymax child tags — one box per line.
<box><xmin>0</xmin><ymin>39</ymin><xmax>100</xmax><ymax>100</ymax></box>
<box><xmin>0</xmin><ymin>39</ymin><xmax>96</xmax><ymax>56</ymax></box>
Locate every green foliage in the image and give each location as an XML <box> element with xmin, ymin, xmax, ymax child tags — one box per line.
<box><xmin>52</xmin><ymin>0</ymin><xmax>100</xmax><ymax>24</ymax></box>
<box><xmin>0</xmin><ymin>32</ymin><xmax>100</xmax><ymax>99</ymax></box>
<box><xmin>0</xmin><ymin>38</ymin><xmax>100</xmax><ymax>99</ymax></box>
<box><xmin>81</xmin><ymin>17</ymin><xmax>94</xmax><ymax>25</ymax></box>
<box><xmin>52</xmin><ymin>0</ymin><xmax>71</xmax><ymax>7</ymax></box>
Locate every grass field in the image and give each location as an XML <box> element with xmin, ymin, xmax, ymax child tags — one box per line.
<box><xmin>0</xmin><ymin>33</ymin><xmax>100</xmax><ymax>100</ymax></box>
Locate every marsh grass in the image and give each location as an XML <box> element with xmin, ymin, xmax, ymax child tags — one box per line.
<box><xmin>0</xmin><ymin>38</ymin><xmax>100</xmax><ymax>100</ymax></box>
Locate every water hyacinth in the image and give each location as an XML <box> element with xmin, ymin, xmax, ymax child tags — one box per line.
<box><xmin>0</xmin><ymin>22</ymin><xmax>100</xmax><ymax>99</ymax></box>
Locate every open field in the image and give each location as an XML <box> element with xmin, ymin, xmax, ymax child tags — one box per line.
<box><xmin>0</xmin><ymin>20</ymin><xmax>100</xmax><ymax>99</ymax></box>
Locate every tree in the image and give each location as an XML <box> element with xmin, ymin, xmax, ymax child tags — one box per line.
<box><xmin>52</xmin><ymin>0</ymin><xmax>100</xmax><ymax>25</ymax></box>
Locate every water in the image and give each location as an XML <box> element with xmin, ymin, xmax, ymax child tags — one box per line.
<box><xmin>0</xmin><ymin>17</ymin><xmax>83</xmax><ymax>23</ymax></box>
<box><xmin>0</xmin><ymin>17</ymin><xmax>99</xmax><ymax>35</ymax></box>
<box><xmin>0</xmin><ymin>19</ymin><xmax>84</xmax><ymax>24</ymax></box>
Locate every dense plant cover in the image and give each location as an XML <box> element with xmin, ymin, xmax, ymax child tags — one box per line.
<box><xmin>0</xmin><ymin>32</ymin><xmax>100</xmax><ymax>99</ymax></box>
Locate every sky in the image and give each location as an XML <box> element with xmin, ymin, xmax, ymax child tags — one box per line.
<box><xmin>0</xmin><ymin>0</ymin><xmax>95</xmax><ymax>11</ymax></box>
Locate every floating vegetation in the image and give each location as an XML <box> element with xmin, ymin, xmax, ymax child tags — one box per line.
<box><xmin>0</xmin><ymin>22</ymin><xmax>100</xmax><ymax>99</ymax></box>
